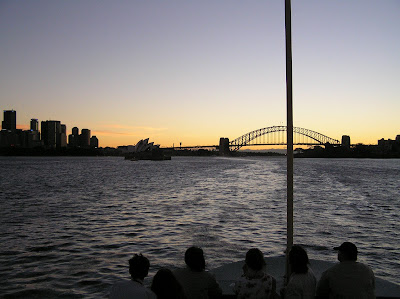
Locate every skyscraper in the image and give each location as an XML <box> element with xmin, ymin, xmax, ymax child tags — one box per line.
<box><xmin>41</xmin><ymin>120</ymin><xmax>62</xmax><ymax>148</ymax></box>
<box><xmin>2</xmin><ymin>110</ymin><xmax>16</xmax><ymax>131</ymax></box>
<box><xmin>26</xmin><ymin>118</ymin><xmax>40</xmax><ymax>148</ymax></box>
<box><xmin>80</xmin><ymin>129</ymin><xmax>91</xmax><ymax>147</ymax></box>
<box><xmin>90</xmin><ymin>136</ymin><xmax>99</xmax><ymax>148</ymax></box>
<box><xmin>41</xmin><ymin>121</ymin><xmax>48</xmax><ymax>145</ymax></box>
<box><xmin>30</xmin><ymin>119</ymin><xmax>38</xmax><ymax>131</ymax></box>
<box><xmin>68</xmin><ymin>127</ymin><xmax>79</xmax><ymax>147</ymax></box>
<box><xmin>72</xmin><ymin>127</ymin><xmax>79</xmax><ymax>136</ymax></box>
<box><xmin>342</xmin><ymin>135</ymin><xmax>351</xmax><ymax>148</ymax></box>
<box><xmin>60</xmin><ymin>124</ymin><xmax>67</xmax><ymax>148</ymax></box>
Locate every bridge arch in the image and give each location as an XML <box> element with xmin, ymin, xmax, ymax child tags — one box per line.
<box><xmin>229</xmin><ymin>126</ymin><xmax>340</xmax><ymax>151</ymax></box>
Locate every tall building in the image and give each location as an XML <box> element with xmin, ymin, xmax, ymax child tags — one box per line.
<box><xmin>80</xmin><ymin>129</ymin><xmax>91</xmax><ymax>147</ymax></box>
<box><xmin>43</xmin><ymin>120</ymin><xmax>60</xmax><ymax>148</ymax></box>
<box><xmin>30</xmin><ymin>119</ymin><xmax>39</xmax><ymax>131</ymax></box>
<box><xmin>41</xmin><ymin>121</ymin><xmax>48</xmax><ymax>146</ymax></box>
<box><xmin>24</xmin><ymin>118</ymin><xmax>41</xmax><ymax>148</ymax></box>
<box><xmin>68</xmin><ymin>127</ymin><xmax>79</xmax><ymax>147</ymax></box>
<box><xmin>90</xmin><ymin>136</ymin><xmax>99</xmax><ymax>148</ymax></box>
<box><xmin>72</xmin><ymin>127</ymin><xmax>79</xmax><ymax>136</ymax></box>
<box><xmin>60</xmin><ymin>124</ymin><xmax>67</xmax><ymax>148</ymax></box>
<box><xmin>2</xmin><ymin>110</ymin><xmax>16</xmax><ymax>131</ymax></box>
<box><xmin>342</xmin><ymin>135</ymin><xmax>351</xmax><ymax>148</ymax></box>
<box><xmin>41</xmin><ymin>120</ymin><xmax>66</xmax><ymax>148</ymax></box>
<box><xmin>68</xmin><ymin>134</ymin><xmax>78</xmax><ymax>147</ymax></box>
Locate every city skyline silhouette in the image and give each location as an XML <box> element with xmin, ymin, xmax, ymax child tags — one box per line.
<box><xmin>1</xmin><ymin>108</ymin><xmax>399</xmax><ymax>158</ymax></box>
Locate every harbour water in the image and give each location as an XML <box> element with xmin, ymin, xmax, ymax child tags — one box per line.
<box><xmin>0</xmin><ymin>156</ymin><xmax>399</xmax><ymax>298</ymax></box>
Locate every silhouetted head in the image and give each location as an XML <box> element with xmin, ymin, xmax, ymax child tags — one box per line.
<box><xmin>289</xmin><ymin>245</ymin><xmax>309</xmax><ymax>274</ymax></box>
<box><xmin>245</xmin><ymin>248</ymin><xmax>266</xmax><ymax>271</ymax></box>
<box><xmin>334</xmin><ymin>242</ymin><xmax>358</xmax><ymax>262</ymax></box>
<box><xmin>151</xmin><ymin>268</ymin><xmax>183</xmax><ymax>299</ymax></box>
<box><xmin>185</xmin><ymin>246</ymin><xmax>206</xmax><ymax>272</ymax></box>
<box><xmin>129</xmin><ymin>253</ymin><xmax>150</xmax><ymax>280</ymax></box>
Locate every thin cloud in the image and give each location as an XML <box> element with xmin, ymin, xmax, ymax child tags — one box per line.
<box><xmin>93</xmin><ymin>125</ymin><xmax>168</xmax><ymax>137</ymax></box>
<box><xmin>92</xmin><ymin>130</ymin><xmax>139</xmax><ymax>136</ymax></box>
<box><xmin>106</xmin><ymin>124</ymin><xmax>168</xmax><ymax>132</ymax></box>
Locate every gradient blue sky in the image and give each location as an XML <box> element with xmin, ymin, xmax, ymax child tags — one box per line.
<box><xmin>1</xmin><ymin>1</ymin><xmax>399</xmax><ymax>147</ymax></box>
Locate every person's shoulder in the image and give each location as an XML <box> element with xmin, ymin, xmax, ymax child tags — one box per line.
<box><xmin>174</xmin><ymin>267</ymin><xmax>210</xmax><ymax>280</ymax></box>
<box><xmin>356</xmin><ymin>262</ymin><xmax>374</xmax><ymax>272</ymax></box>
<box><xmin>320</xmin><ymin>262</ymin><xmax>341</xmax><ymax>277</ymax></box>
<box><xmin>305</xmin><ymin>268</ymin><xmax>317</xmax><ymax>280</ymax></box>
<box><xmin>291</xmin><ymin>270</ymin><xmax>316</xmax><ymax>280</ymax></box>
<box><xmin>327</xmin><ymin>262</ymin><xmax>343</xmax><ymax>271</ymax></box>
<box><xmin>290</xmin><ymin>270</ymin><xmax>317</xmax><ymax>287</ymax></box>
<box><xmin>111</xmin><ymin>279</ymin><xmax>132</xmax><ymax>289</ymax></box>
<box><xmin>110</xmin><ymin>280</ymin><xmax>156</xmax><ymax>299</ymax></box>
<box><xmin>173</xmin><ymin>267</ymin><xmax>189</xmax><ymax>277</ymax></box>
<box><xmin>195</xmin><ymin>270</ymin><xmax>219</xmax><ymax>283</ymax></box>
<box><xmin>144</xmin><ymin>287</ymin><xmax>157</xmax><ymax>299</ymax></box>
<box><xmin>173</xmin><ymin>267</ymin><xmax>186</xmax><ymax>274</ymax></box>
<box><xmin>109</xmin><ymin>280</ymin><xmax>133</xmax><ymax>298</ymax></box>
<box><xmin>340</xmin><ymin>261</ymin><xmax>373</xmax><ymax>272</ymax></box>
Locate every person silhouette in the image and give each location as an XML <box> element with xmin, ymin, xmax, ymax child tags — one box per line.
<box><xmin>173</xmin><ymin>246</ymin><xmax>222</xmax><ymax>299</ymax></box>
<box><xmin>151</xmin><ymin>268</ymin><xmax>186</xmax><ymax>299</ymax></box>
<box><xmin>316</xmin><ymin>242</ymin><xmax>375</xmax><ymax>298</ymax></box>
<box><xmin>109</xmin><ymin>253</ymin><xmax>156</xmax><ymax>299</ymax></box>
<box><xmin>233</xmin><ymin>248</ymin><xmax>278</xmax><ymax>299</ymax></box>
<box><xmin>281</xmin><ymin>245</ymin><xmax>316</xmax><ymax>298</ymax></box>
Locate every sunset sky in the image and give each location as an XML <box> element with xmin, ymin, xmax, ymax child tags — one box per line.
<box><xmin>1</xmin><ymin>1</ymin><xmax>399</xmax><ymax>148</ymax></box>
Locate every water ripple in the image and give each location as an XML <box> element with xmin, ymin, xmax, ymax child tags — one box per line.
<box><xmin>0</xmin><ymin>156</ymin><xmax>399</xmax><ymax>297</ymax></box>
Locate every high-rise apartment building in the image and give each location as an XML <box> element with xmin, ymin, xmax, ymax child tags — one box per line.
<box><xmin>342</xmin><ymin>135</ymin><xmax>351</xmax><ymax>148</ymax></box>
<box><xmin>30</xmin><ymin>119</ymin><xmax>39</xmax><ymax>131</ymax></box>
<box><xmin>68</xmin><ymin>127</ymin><xmax>79</xmax><ymax>147</ymax></box>
<box><xmin>72</xmin><ymin>127</ymin><xmax>79</xmax><ymax>136</ymax></box>
<box><xmin>41</xmin><ymin>120</ymin><xmax>66</xmax><ymax>148</ymax></box>
<box><xmin>24</xmin><ymin>118</ymin><xmax>41</xmax><ymax>148</ymax></box>
<box><xmin>0</xmin><ymin>110</ymin><xmax>99</xmax><ymax>150</ymax></box>
<box><xmin>80</xmin><ymin>129</ymin><xmax>91</xmax><ymax>147</ymax></box>
<box><xmin>90</xmin><ymin>136</ymin><xmax>99</xmax><ymax>148</ymax></box>
<box><xmin>42</xmin><ymin>120</ymin><xmax>60</xmax><ymax>148</ymax></box>
<box><xmin>41</xmin><ymin>121</ymin><xmax>48</xmax><ymax>145</ymax></box>
<box><xmin>60</xmin><ymin>124</ymin><xmax>67</xmax><ymax>148</ymax></box>
<box><xmin>2</xmin><ymin>110</ymin><xmax>16</xmax><ymax>131</ymax></box>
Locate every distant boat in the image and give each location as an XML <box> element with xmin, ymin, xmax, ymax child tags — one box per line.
<box><xmin>125</xmin><ymin>150</ymin><xmax>171</xmax><ymax>161</ymax></box>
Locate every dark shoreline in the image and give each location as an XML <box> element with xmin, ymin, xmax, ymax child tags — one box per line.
<box><xmin>0</xmin><ymin>147</ymin><xmax>284</xmax><ymax>157</ymax></box>
<box><xmin>295</xmin><ymin>145</ymin><xmax>400</xmax><ymax>159</ymax></box>
<box><xmin>1</xmin><ymin>147</ymin><xmax>400</xmax><ymax>158</ymax></box>
<box><xmin>0</xmin><ymin>147</ymin><xmax>104</xmax><ymax>156</ymax></box>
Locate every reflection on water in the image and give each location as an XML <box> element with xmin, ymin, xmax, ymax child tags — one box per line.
<box><xmin>0</xmin><ymin>156</ymin><xmax>399</xmax><ymax>297</ymax></box>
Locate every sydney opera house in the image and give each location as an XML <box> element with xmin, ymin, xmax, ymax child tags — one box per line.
<box><xmin>124</xmin><ymin>138</ymin><xmax>170</xmax><ymax>160</ymax></box>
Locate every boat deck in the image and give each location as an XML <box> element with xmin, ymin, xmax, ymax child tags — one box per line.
<box><xmin>213</xmin><ymin>256</ymin><xmax>400</xmax><ymax>298</ymax></box>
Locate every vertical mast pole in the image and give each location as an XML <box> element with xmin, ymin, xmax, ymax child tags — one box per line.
<box><xmin>284</xmin><ymin>0</ymin><xmax>294</xmax><ymax>286</ymax></box>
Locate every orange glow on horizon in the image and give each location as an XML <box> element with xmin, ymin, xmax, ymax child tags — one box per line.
<box><xmin>15</xmin><ymin>124</ymin><xmax>399</xmax><ymax>149</ymax></box>
<box><xmin>16</xmin><ymin>124</ymin><xmax>30</xmax><ymax>130</ymax></box>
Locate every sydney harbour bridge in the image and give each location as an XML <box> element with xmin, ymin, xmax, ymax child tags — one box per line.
<box><xmin>169</xmin><ymin>126</ymin><xmax>342</xmax><ymax>152</ymax></box>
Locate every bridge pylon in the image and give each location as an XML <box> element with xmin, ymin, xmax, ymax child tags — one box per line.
<box><xmin>219</xmin><ymin>137</ymin><xmax>230</xmax><ymax>156</ymax></box>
